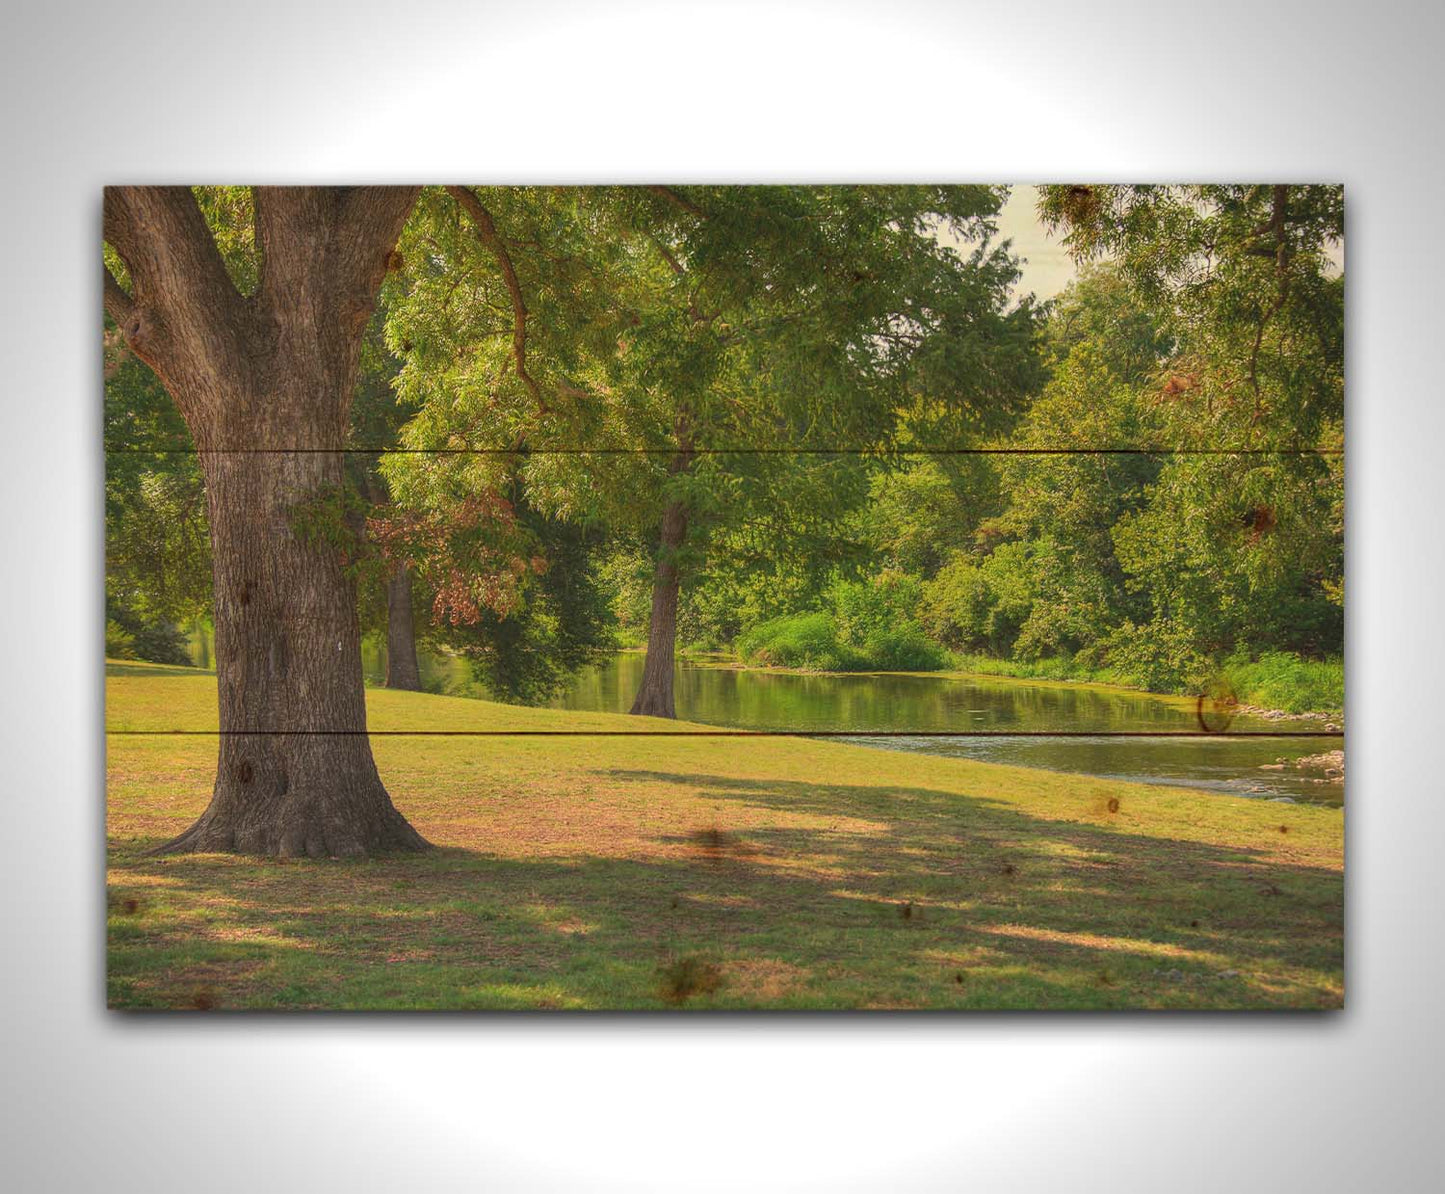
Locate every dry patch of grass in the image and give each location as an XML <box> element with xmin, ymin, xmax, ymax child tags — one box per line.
<box><xmin>106</xmin><ymin>666</ymin><xmax>1344</xmax><ymax>1010</ymax></box>
<box><xmin>725</xmin><ymin>958</ymin><xmax>810</xmax><ymax>1002</ymax></box>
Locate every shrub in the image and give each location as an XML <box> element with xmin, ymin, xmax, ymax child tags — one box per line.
<box><xmin>830</xmin><ymin>572</ymin><xmax>924</xmax><ymax>648</ymax></box>
<box><xmin>736</xmin><ymin>607</ymin><xmax>948</xmax><ymax>673</ymax></box>
<box><xmin>919</xmin><ymin>556</ymin><xmax>994</xmax><ymax>648</ymax></box>
<box><xmin>1100</xmin><ymin>620</ymin><xmax>1214</xmax><ymax>694</ymax></box>
<box><xmin>736</xmin><ymin>613</ymin><xmax>865</xmax><ymax>671</ymax></box>
<box><xmin>948</xmin><ymin>651</ymin><xmax>1117</xmax><ymax>684</ymax></box>
<box><xmin>105</xmin><ymin>619</ymin><xmax>137</xmax><ymax>660</ymax></box>
<box><xmin>105</xmin><ymin>600</ymin><xmax>194</xmax><ymax>666</ymax></box>
<box><xmin>128</xmin><ymin>621</ymin><xmax>194</xmax><ymax>666</ymax></box>
<box><xmin>919</xmin><ymin>545</ymin><xmax>1035</xmax><ymax>654</ymax></box>
<box><xmin>861</xmin><ymin>622</ymin><xmax>949</xmax><ymax>671</ymax></box>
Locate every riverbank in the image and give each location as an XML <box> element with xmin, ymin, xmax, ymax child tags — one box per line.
<box><xmin>692</xmin><ymin>645</ymin><xmax>1343</xmax><ymax>722</ymax></box>
<box><xmin>189</xmin><ymin>624</ymin><xmax>1344</xmax><ymax>723</ymax></box>
<box><xmin>955</xmin><ymin>651</ymin><xmax>1343</xmax><ymax>719</ymax></box>
<box><xmin>713</xmin><ymin>608</ymin><xmax>1341</xmax><ymax>718</ymax></box>
<box><xmin>107</xmin><ymin>662</ymin><xmax>1342</xmax><ymax>1009</ymax></box>
<box><xmin>683</xmin><ymin>650</ymin><xmax>1342</xmax><ymax>726</ymax></box>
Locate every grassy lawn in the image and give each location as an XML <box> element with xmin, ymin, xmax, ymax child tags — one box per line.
<box><xmin>106</xmin><ymin>662</ymin><xmax>1344</xmax><ymax>1010</ymax></box>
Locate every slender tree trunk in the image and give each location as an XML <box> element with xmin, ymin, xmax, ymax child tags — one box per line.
<box><xmin>104</xmin><ymin>186</ymin><xmax>425</xmax><ymax>857</ymax></box>
<box><xmin>385</xmin><ymin>564</ymin><xmax>422</xmax><ymax>691</ymax></box>
<box><xmin>629</xmin><ymin>499</ymin><xmax>687</xmax><ymax>718</ymax></box>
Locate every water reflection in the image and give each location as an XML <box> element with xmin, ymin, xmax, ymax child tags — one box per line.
<box><xmin>359</xmin><ymin>635</ymin><xmax>481</xmax><ymax>697</ymax></box>
<box><xmin>554</xmin><ymin>653</ymin><xmax>1344</xmax><ymax>806</ymax></box>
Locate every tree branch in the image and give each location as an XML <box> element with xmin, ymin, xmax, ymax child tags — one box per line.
<box><xmin>103</xmin><ymin>195</ymin><xmax>138</xmax><ymax>264</ymax></box>
<box><xmin>445</xmin><ymin>186</ymin><xmax>545</xmax><ymax>412</ymax></box>
<box><xmin>102</xmin><ymin>187</ymin><xmax>247</xmax><ymax>383</ymax></box>
<box><xmin>1246</xmin><ymin>186</ymin><xmax>1293</xmax><ymax>435</ymax></box>
<box><xmin>648</xmin><ymin>185</ymin><xmax>706</xmax><ymax>219</ymax></box>
<box><xmin>104</xmin><ymin>187</ymin><xmax>243</xmax><ymax>317</ymax></box>
<box><xmin>103</xmin><ymin>267</ymin><xmax>135</xmax><ymax>326</ymax></box>
<box><xmin>647</xmin><ymin>231</ymin><xmax>686</xmax><ymax>276</ymax></box>
<box><xmin>254</xmin><ymin>188</ymin><xmax>337</xmax><ymax>317</ymax></box>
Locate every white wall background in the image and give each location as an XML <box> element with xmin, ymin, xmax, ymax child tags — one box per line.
<box><xmin>1</xmin><ymin>2</ymin><xmax>1439</xmax><ymax>1189</ymax></box>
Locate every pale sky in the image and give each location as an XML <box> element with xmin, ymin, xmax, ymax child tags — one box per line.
<box><xmin>994</xmin><ymin>184</ymin><xmax>1077</xmax><ymax>303</ymax></box>
<box><xmin>935</xmin><ymin>184</ymin><xmax>1080</xmax><ymax>306</ymax></box>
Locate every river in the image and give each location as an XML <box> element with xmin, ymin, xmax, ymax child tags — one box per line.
<box><xmin>550</xmin><ymin>652</ymin><xmax>1344</xmax><ymax>807</ymax></box>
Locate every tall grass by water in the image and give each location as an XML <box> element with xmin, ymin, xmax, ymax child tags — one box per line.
<box><xmin>1223</xmin><ymin>652</ymin><xmax>1344</xmax><ymax>714</ymax></box>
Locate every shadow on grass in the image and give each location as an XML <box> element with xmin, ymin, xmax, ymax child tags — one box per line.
<box><xmin>106</xmin><ymin>769</ymin><xmax>1343</xmax><ymax>1012</ymax></box>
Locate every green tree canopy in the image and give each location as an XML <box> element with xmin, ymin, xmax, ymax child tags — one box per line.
<box><xmin>380</xmin><ymin>184</ymin><xmax>1043</xmax><ymax>713</ymax></box>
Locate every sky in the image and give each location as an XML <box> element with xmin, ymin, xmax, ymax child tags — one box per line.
<box><xmin>994</xmin><ymin>184</ymin><xmax>1077</xmax><ymax>303</ymax></box>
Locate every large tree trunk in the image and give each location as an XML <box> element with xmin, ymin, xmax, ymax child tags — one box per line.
<box><xmin>629</xmin><ymin>499</ymin><xmax>687</xmax><ymax>719</ymax></box>
<box><xmin>385</xmin><ymin>564</ymin><xmax>422</xmax><ymax>691</ymax></box>
<box><xmin>104</xmin><ymin>186</ymin><xmax>425</xmax><ymax>857</ymax></box>
<box><xmin>166</xmin><ymin>447</ymin><xmax>426</xmax><ymax>856</ymax></box>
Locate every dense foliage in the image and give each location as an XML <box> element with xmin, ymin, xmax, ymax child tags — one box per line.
<box><xmin>710</xmin><ymin>186</ymin><xmax>1344</xmax><ymax>706</ymax></box>
<box><xmin>377</xmin><ymin>185</ymin><xmax>1042</xmax><ymax>711</ymax></box>
<box><xmin>103</xmin><ymin>331</ymin><xmax>210</xmax><ymax>663</ymax></box>
<box><xmin>737</xmin><ymin>574</ymin><xmax>947</xmax><ymax>672</ymax></box>
<box><xmin>103</xmin><ymin>184</ymin><xmax>1344</xmax><ymax>713</ymax></box>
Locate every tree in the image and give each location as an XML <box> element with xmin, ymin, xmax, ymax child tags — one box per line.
<box><xmin>384</xmin><ymin>185</ymin><xmax>1041</xmax><ymax>716</ymax></box>
<box><xmin>347</xmin><ymin>317</ymin><xmax>424</xmax><ymax>691</ymax></box>
<box><xmin>1040</xmin><ymin>187</ymin><xmax>1344</xmax><ymax>680</ymax></box>
<box><xmin>914</xmin><ymin>188</ymin><xmax>1345</xmax><ymax>689</ymax></box>
<box><xmin>859</xmin><ymin>453</ymin><xmax>1000</xmax><ymax>579</ymax></box>
<box><xmin>604</xmin><ymin>187</ymin><xmax>1039</xmax><ymax>716</ymax></box>
<box><xmin>1037</xmin><ymin>184</ymin><xmax>1343</xmax><ymax>449</ymax></box>
<box><xmin>103</xmin><ymin>186</ymin><xmax>425</xmax><ymax>857</ymax></box>
<box><xmin>104</xmin><ymin>335</ymin><xmax>211</xmax><ymax>663</ymax></box>
<box><xmin>425</xmin><ymin>506</ymin><xmax>616</xmax><ymax>704</ymax></box>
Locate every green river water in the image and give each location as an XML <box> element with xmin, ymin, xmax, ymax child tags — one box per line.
<box><xmin>549</xmin><ymin>651</ymin><xmax>1343</xmax><ymax>806</ymax></box>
